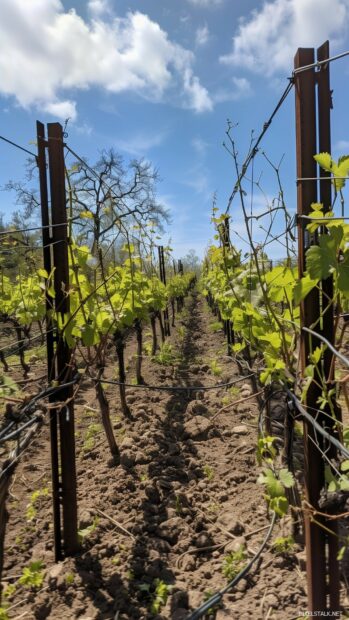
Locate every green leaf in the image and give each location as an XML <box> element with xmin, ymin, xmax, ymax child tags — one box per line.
<box><xmin>80</xmin><ymin>211</ymin><xmax>93</xmax><ymax>219</ymax></box>
<box><xmin>340</xmin><ymin>460</ymin><xmax>349</xmax><ymax>472</ymax></box>
<box><xmin>257</xmin><ymin>469</ymin><xmax>284</xmax><ymax>498</ymax></box>
<box><xmin>309</xmin><ymin>347</ymin><xmax>322</xmax><ymax>365</ymax></box>
<box><xmin>279</xmin><ymin>469</ymin><xmax>295</xmax><ymax>488</ymax></box>
<box><xmin>293</xmin><ymin>274</ymin><xmax>318</xmax><ymax>304</ymax></box>
<box><xmin>339</xmin><ymin>477</ymin><xmax>349</xmax><ymax>491</ymax></box>
<box><xmin>337</xmin><ymin>253</ymin><xmax>349</xmax><ymax>296</ymax></box>
<box><xmin>314</xmin><ymin>152</ymin><xmax>333</xmax><ymax>173</ymax></box>
<box><xmin>306</xmin><ymin>234</ymin><xmax>338</xmax><ymax>281</ymax></box>
<box><xmin>37</xmin><ymin>268</ymin><xmax>49</xmax><ymax>278</ymax></box>
<box><xmin>269</xmin><ymin>495</ymin><xmax>289</xmax><ymax>517</ymax></box>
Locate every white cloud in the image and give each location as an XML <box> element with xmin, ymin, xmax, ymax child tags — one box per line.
<box><xmin>195</xmin><ymin>25</ymin><xmax>209</xmax><ymax>46</ymax></box>
<box><xmin>188</xmin><ymin>0</ymin><xmax>224</xmax><ymax>7</ymax></box>
<box><xmin>88</xmin><ymin>0</ymin><xmax>110</xmax><ymax>17</ymax></box>
<box><xmin>43</xmin><ymin>100</ymin><xmax>77</xmax><ymax>121</ymax></box>
<box><xmin>75</xmin><ymin>122</ymin><xmax>93</xmax><ymax>136</ymax></box>
<box><xmin>0</xmin><ymin>0</ymin><xmax>213</xmax><ymax>118</ymax></box>
<box><xmin>183</xmin><ymin>68</ymin><xmax>213</xmax><ymax>112</ymax></box>
<box><xmin>214</xmin><ymin>76</ymin><xmax>252</xmax><ymax>103</ymax></box>
<box><xmin>114</xmin><ymin>131</ymin><xmax>168</xmax><ymax>156</ymax></box>
<box><xmin>220</xmin><ymin>0</ymin><xmax>349</xmax><ymax>75</ymax></box>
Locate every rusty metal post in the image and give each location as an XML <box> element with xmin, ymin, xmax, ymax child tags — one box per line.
<box><xmin>294</xmin><ymin>48</ymin><xmax>326</xmax><ymax>611</ymax></box>
<box><xmin>47</xmin><ymin>122</ymin><xmax>79</xmax><ymax>558</ymax></box>
<box><xmin>37</xmin><ymin>121</ymin><xmax>62</xmax><ymax>560</ymax></box>
<box><xmin>317</xmin><ymin>41</ymin><xmax>340</xmax><ymax>611</ymax></box>
<box><xmin>158</xmin><ymin>246</ymin><xmax>170</xmax><ymax>336</ymax></box>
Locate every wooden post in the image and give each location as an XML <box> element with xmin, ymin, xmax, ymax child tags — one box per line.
<box><xmin>294</xmin><ymin>48</ymin><xmax>326</xmax><ymax>611</ymax></box>
<box><xmin>317</xmin><ymin>41</ymin><xmax>340</xmax><ymax>612</ymax></box>
<box><xmin>47</xmin><ymin>122</ymin><xmax>79</xmax><ymax>558</ymax></box>
<box><xmin>37</xmin><ymin>121</ymin><xmax>62</xmax><ymax>560</ymax></box>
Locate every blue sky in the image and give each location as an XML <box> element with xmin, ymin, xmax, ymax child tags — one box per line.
<box><xmin>1</xmin><ymin>0</ymin><xmax>349</xmax><ymax>259</ymax></box>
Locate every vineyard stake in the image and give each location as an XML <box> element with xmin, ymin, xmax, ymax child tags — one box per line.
<box><xmin>47</xmin><ymin>122</ymin><xmax>79</xmax><ymax>558</ymax></box>
<box><xmin>37</xmin><ymin>121</ymin><xmax>62</xmax><ymax>560</ymax></box>
<box><xmin>158</xmin><ymin>246</ymin><xmax>170</xmax><ymax>336</ymax></box>
<box><xmin>317</xmin><ymin>40</ymin><xmax>340</xmax><ymax>611</ymax></box>
<box><xmin>294</xmin><ymin>47</ymin><xmax>327</xmax><ymax>611</ymax></box>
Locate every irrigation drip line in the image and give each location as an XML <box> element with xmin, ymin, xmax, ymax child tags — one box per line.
<box><xmin>94</xmin><ymin>374</ymin><xmax>254</xmax><ymax>392</ymax></box>
<box><xmin>0</xmin><ymin>134</ymin><xmax>37</xmax><ymax>159</ymax></box>
<box><xmin>292</xmin><ymin>49</ymin><xmax>349</xmax><ymax>74</ymax></box>
<box><xmin>0</xmin><ymin>374</ymin><xmax>81</xmax><ymax>445</ymax></box>
<box><xmin>225</xmin><ymin>80</ymin><xmax>294</xmax><ymax>215</ymax></box>
<box><xmin>20</xmin><ymin>373</ymin><xmax>81</xmax><ymax>415</ymax></box>
<box><xmin>285</xmin><ymin>388</ymin><xmax>349</xmax><ymax>460</ymax></box>
<box><xmin>186</xmin><ymin>512</ymin><xmax>277</xmax><ymax>620</ymax></box>
<box><xmin>302</xmin><ymin>326</ymin><xmax>349</xmax><ymax>369</ymax></box>
<box><xmin>0</xmin><ymin>413</ymin><xmax>42</xmax><ymax>445</ymax></box>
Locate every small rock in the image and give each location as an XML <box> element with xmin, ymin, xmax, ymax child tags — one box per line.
<box><xmin>48</xmin><ymin>563</ymin><xmax>65</xmax><ymax>582</ymax></box>
<box><xmin>121</xmin><ymin>437</ymin><xmax>134</xmax><ymax>449</ymax></box>
<box><xmin>126</xmin><ymin>394</ymin><xmax>138</xmax><ymax>403</ymax></box>
<box><xmin>135</xmin><ymin>408</ymin><xmax>148</xmax><ymax>419</ymax></box>
<box><xmin>224</xmin><ymin>536</ymin><xmax>246</xmax><ymax>553</ymax></box>
<box><xmin>183</xmin><ymin>416</ymin><xmax>212</xmax><ymax>441</ymax></box>
<box><xmin>79</xmin><ymin>509</ymin><xmax>94</xmax><ymax>529</ymax></box>
<box><xmin>186</xmin><ymin>401</ymin><xmax>208</xmax><ymax>416</ymax></box>
<box><xmin>232</xmin><ymin>425</ymin><xmax>248</xmax><ymax>435</ymax></box>
<box><xmin>120</xmin><ymin>450</ymin><xmax>135</xmax><ymax>469</ymax></box>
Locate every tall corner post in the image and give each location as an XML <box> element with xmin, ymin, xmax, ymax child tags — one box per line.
<box><xmin>47</xmin><ymin>122</ymin><xmax>79</xmax><ymax>558</ymax></box>
<box><xmin>36</xmin><ymin>121</ymin><xmax>62</xmax><ymax>560</ymax></box>
<box><xmin>317</xmin><ymin>40</ymin><xmax>341</xmax><ymax>612</ymax></box>
<box><xmin>294</xmin><ymin>48</ymin><xmax>327</xmax><ymax>611</ymax></box>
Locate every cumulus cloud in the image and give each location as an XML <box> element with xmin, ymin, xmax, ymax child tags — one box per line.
<box><xmin>183</xmin><ymin>69</ymin><xmax>213</xmax><ymax>112</ymax></box>
<box><xmin>0</xmin><ymin>0</ymin><xmax>213</xmax><ymax>119</ymax></box>
<box><xmin>195</xmin><ymin>25</ymin><xmax>209</xmax><ymax>46</ymax></box>
<box><xmin>43</xmin><ymin>100</ymin><xmax>77</xmax><ymax>121</ymax></box>
<box><xmin>220</xmin><ymin>0</ymin><xmax>349</xmax><ymax>75</ymax></box>
<box><xmin>188</xmin><ymin>0</ymin><xmax>224</xmax><ymax>6</ymax></box>
<box><xmin>88</xmin><ymin>0</ymin><xmax>110</xmax><ymax>16</ymax></box>
<box><xmin>214</xmin><ymin>76</ymin><xmax>252</xmax><ymax>103</ymax></box>
<box><xmin>114</xmin><ymin>131</ymin><xmax>168</xmax><ymax>157</ymax></box>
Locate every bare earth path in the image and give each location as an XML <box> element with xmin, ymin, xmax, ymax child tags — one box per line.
<box><xmin>3</xmin><ymin>291</ymin><xmax>308</xmax><ymax>619</ymax></box>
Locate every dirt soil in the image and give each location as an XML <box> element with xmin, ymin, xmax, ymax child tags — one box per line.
<box><xmin>2</xmin><ymin>291</ymin><xmax>312</xmax><ymax>619</ymax></box>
